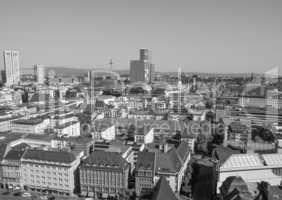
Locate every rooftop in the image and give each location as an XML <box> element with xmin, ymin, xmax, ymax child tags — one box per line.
<box><xmin>82</xmin><ymin>151</ymin><xmax>128</xmax><ymax>170</ymax></box>
<box><xmin>262</xmin><ymin>154</ymin><xmax>282</xmax><ymax>166</ymax></box>
<box><xmin>136</xmin><ymin>151</ymin><xmax>155</xmax><ymax>171</ymax></box>
<box><xmin>12</xmin><ymin>117</ymin><xmax>44</xmax><ymax>125</ymax></box>
<box><xmin>22</xmin><ymin>149</ymin><xmax>76</xmax><ymax>164</ymax></box>
<box><xmin>151</xmin><ymin>176</ymin><xmax>178</xmax><ymax>200</ymax></box>
<box><xmin>221</xmin><ymin>154</ymin><xmax>264</xmax><ymax>170</ymax></box>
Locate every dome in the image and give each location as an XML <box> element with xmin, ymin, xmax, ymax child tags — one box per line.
<box><xmin>128</xmin><ymin>82</ymin><xmax>152</xmax><ymax>94</ymax></box>
<box><xmin>151</xmin><ymin>82</ymin><xmax>172</xmax><ymax>96</ymax></box>
<box><xmin>152</xmin><ymin>82</ymin><xmax>172</xmax><ymax>91</ymax></box>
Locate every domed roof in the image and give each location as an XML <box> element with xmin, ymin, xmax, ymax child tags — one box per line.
<box><xmin>220</xmin><ymin>176</ymin><xmax>249</xmax><ymax>194</ymax></box>
<box><xmin>152</xmin><ymin>82</ymin><xmax>172</xmax><ymax>91</ymax></box>
<box><xmin>129</xmin><ymin>82</ymin><xmax>152</xmax><ymax>91</ymax></box>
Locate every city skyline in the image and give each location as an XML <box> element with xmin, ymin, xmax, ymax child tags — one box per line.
<box><xmin>0</xmin><ymin>0</ymin><xmax>281</xmax><ymax>74</ymax></box>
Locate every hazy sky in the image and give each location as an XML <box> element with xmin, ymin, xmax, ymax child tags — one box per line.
<box><xmin>0</xmin><ymin>0</ymin><xmax>281</xmax><ymax>74</ymax></box>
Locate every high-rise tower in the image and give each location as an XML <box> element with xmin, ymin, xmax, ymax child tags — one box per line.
<box><xmin>3</xmin><ymin>50</ymin><xmax>21</xmax><ymax>86</ymax></box>
<box><xmin>130</xmin><ymin>49</ymin><xmax>154</xmax><ymax>83</ymax></box>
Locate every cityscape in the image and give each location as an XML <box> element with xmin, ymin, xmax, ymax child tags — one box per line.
<box><xmin>0</xmin><ymin>1</ymin><xmax>282</xmax><ymax>200</ymax></box>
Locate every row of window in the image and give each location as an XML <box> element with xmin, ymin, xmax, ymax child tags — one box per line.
<box><xmin>28</xmin><ymin>179</ymin><xmax>69</xmax><ymax>188</ymax></box>
<box><xmin>23</xmin><ymin>164</ymin><xmax>68</xmax><ymax>171</ymax></box>
<box><xmin>27</xmin><ymin>175</ymin><xmax>68</xmax><ymax>183</ymax></box>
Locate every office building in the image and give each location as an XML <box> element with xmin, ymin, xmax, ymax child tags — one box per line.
<box><xmin>21</xmin><ymin>149</ymin><xmax>80</xmax><ymax>196</ymax></box>
<box><xmin>34</xmin><ymin>64</ymin><xmax>45</xmax><ymax>84</ymax></box>
<box><xmin>79</xmin><ymin>151</ymin><xmax>129</xmax><ymax>198</ymax></box>
<box><xmin>3</xmin><ymin>50</ymin><xmax>21</xmax><ymax>86</ymax></box>
<box><xmin>11</xmin><ymin>117</ymin><xmax>50</xmax><ymax>134</ymax></box>
<box><xmin>130</xmin><ymin>49</ymin><xmax>154</xmax><ymax>83</ymax></box>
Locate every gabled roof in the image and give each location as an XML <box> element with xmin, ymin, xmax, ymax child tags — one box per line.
<box><xmin>176</xmin><ymin>142</ymin><xmax>190</xmax><ymax>162</ymax></box>
<box><xmin>156</xmin><ymin>142</ymin><xmax>190</xmax><ymax>174</ymax></box>
<box><xmin>152</xmin><ymin>176</ymin><xmax>178</xmax><ymax>200</ymax></box>
<box><xmin>212</xmin><ymin>145</ymin><xmax>241</xmax><ymax>167</ymax></box>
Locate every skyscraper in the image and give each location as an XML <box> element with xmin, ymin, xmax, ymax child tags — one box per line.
<box><xmin>3</xmin><ymin>50</ymin><xmax>21</xmax><ymax>86</ymax></box>
<box><xmin>34</xmin><ymin>64</ymin><xmax>45</xmax><ymax>84</ymax></box>
<box><xmin>130</xmin><ymin>49</ymin><xmax>154</xmax><ymax>83</ymax></box>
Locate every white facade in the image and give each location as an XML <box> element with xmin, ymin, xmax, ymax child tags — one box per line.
<box><xmin>55</xmin><ymin>121</ymin><xmax>80</xmax><ymax>137</ymax></box>
<box><xmin>11</xmin><ymin>118</ymin><xmax>50</xmax><ymax>134</ymax></box>
<box><xmin>3</xmin><ymin>50</ymin><xmax>20</xmax><ymax>86</ymax></box>
<box><xmin>217</xmin><ymin>153</ymin><xmax>282</xmax><ymax>192</ymax></box>
<box><xmin>100</xmin><ymin>125</ymin><xmax>115</xmax><ymax>141</ymax></box>
<box><xmin>20</xmin><ymin>155</ymin><xmax>80</xmax><ymax>195</ymax></box>
<box><xmin>34</xmin><ymin>64</ymin><xmax>45</xmax><ymax>84</ymax></box>
<box><xmin>134</xmin><ymin>128</ymin><xmax>154</xmax><ymax>144</ymax></box>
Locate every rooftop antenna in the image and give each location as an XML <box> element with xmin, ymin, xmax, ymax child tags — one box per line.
<box><xmin>109</xmin><ymin>59</ymin><xmax>113</xmax><ymax>71</ymax></box>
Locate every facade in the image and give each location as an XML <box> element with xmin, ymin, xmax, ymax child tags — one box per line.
<box><xmin>215</xmin><ymin>153</ymin><xmax>282</xmax><ymax>191</ymax></box>
<box><xmin>220</xmin><ymin>176</ymin><xmax>253</xmax><ymax>200</ymax></box>
<box><xmin>134</xmin><ymin>127</ymin><xmax>154</xmax><ymax>145</ymax></box>
<box><xmin>1</xmin><ymin>148</ymin><xmax>26</xmax><ymax>189</ymax></box>
<box><xmin>93</xmin><ymin>124</ymin><xmax>115</xmax><ymax>141</ymax></box>
<box><xmin>34</xmin><ymin>64</ymin><xmax>45</xmax><ymax>84</ymax></box>
<box><xmin>0</xmin><ymin>116</ymin><xmax>22</xmax><ymax>132</ymax></box>
<box><xmin>226</xmin><ymin>120</ymin><xmax>251</xmax><ymax>147</ymax></box>
<box><xmin>11</xmin><ymin>117</ymin><xmax>50</xmax><ymax>134</ymax></box>
<box><xmin>135</xmin><ymin>151</ymin><xmax>156</xmax><ymax>196</ymax></box>
<box><xmin>3</xmin><ymin>50</ymin><xmax>21</xmax><ymax>87</ymax></box>
<box><xmin>130</xmin><ymin>49</ymin><xmax>154</xmax><ymax>83</ymax></box>
<box><xmin>21</xmin><ymin>149</ymin><xmax>80</xmax><ymax>196</ymax></box>
<box><xmin>155</xmin><ymin>142</ymin><xmax>191</xmax><ymax>193</ymax></box>
<box><xmin>54</xmin><ymin>121</ymin><xmax>80</xmax><ymax>137</ymax></box>
<box><xmin>79</xmin><ymin>151</ymin><xmax>129</xmax><ymax>198</ymax></box>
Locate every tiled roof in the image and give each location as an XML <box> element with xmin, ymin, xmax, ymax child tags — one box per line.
<box><xmin>151</xmin><ymin>176</ymin><xmax>178</xmax><ymax>200</ymax></box>
<box><xmin>262</xmin><ymin>154</ymin><xmax>282</xmax><ymax>166</ymax></box>
<box><xmin>212</xmin><ymin>145</ymin><xmax>241</xmax><ymax>167</ymax></box>
<box><xmin>221</xmin><ymin>154</ymin><xmax>263</xmax><ymax>170</ymax></box>
<box><xmin>83</xmin><ymin>151</ymin><xmax>128</xmax><ymax>170</ymax></box>
<box><xmin>12</xmin><ymin>117</ymin><xmax>44</xmax><ymax>125</ymax></box>
<box><xmin>156</xmin><ymin>142</ymin><xmax>190</xmax><ymax>174</ymax></box>
<box><xmin>229</xmin><ymin>121</ymin><xmax>248</xmax><ymax>133</ymax></box>
<box><xmin>220</xmin><ymin>176</ymin><xmax>249</xmax><ymax>194</ymax></box>
<box><xmin>22</xmin><ymin>149</ymin><xmax>76</xmax><ymax>164</ymax></box>
<box><xmin>136</xmin><ymin>151</ymin><xmax>155</xmax><ymax>171</ymax></box>
<box><xmin>220</xmin><ymin>176</ymin><xmax>253</xmax><ymax>200</ymax></box>
<box><xmin>4</xmin><ymin>149</ymin><xmax>25</xmax><ymax>161</ymax></box>
<box><xmin>176</xmin><ymin>142</ymin><xmax>190</xmax><ymax>162</ymax></box>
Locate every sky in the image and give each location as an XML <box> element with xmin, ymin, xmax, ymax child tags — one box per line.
<box><xmin>0</xmin><ymin>0</ymin><xmax>281</xmax><ymax>74</ymax></box>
